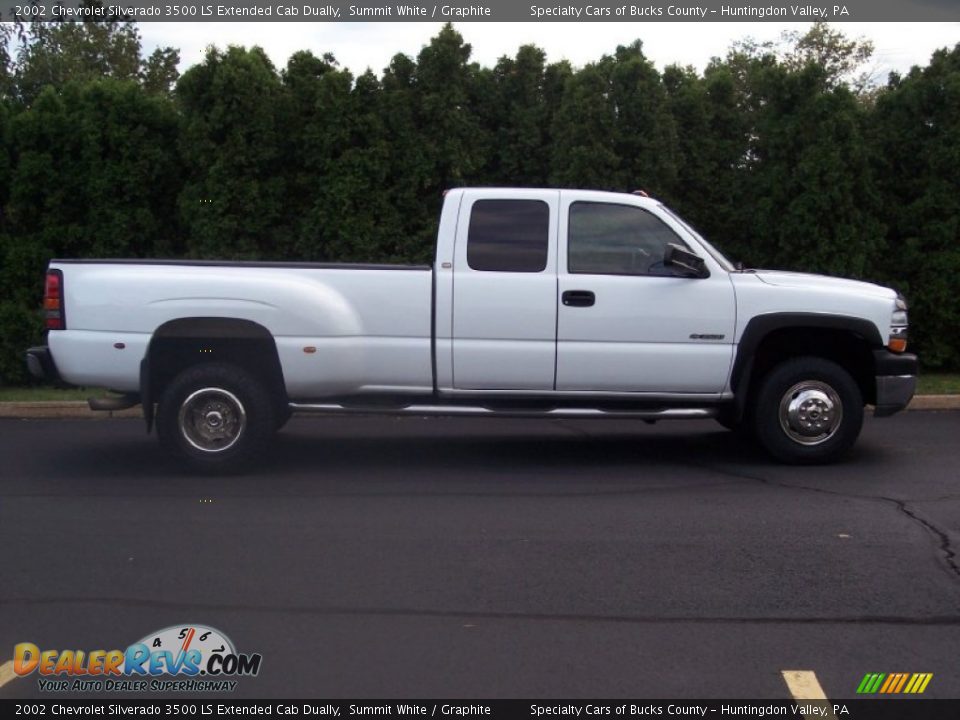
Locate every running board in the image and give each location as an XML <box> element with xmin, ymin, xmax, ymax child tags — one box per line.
<box><xmin>289</xmin><ymin>403</ymin><xmax>717</xmax><ymax>420</ymax></box>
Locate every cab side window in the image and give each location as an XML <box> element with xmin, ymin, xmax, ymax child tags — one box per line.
<box><xmin>467</xmin><ymin>199</ymin><xmax>550</xmax><ymax>273</ymax></box>
<box><xmin>568</xmin><ymin>202</ymin><xmax>689</xmax><ymax>276</ymax></box>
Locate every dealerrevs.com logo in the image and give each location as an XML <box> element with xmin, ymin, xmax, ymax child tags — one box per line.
<box><xmin>13</xmin><ymin>624</ymin><xmax>262</xmax><ymax>693</ymax></box>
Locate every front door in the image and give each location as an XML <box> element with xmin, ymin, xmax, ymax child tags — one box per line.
<box><xmin>555</xmin><ymin>195</ymin><xmax>735</xmax><ymax>394</ymax></box>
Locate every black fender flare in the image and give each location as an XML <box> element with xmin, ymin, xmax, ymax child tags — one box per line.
<box><xmin>141</xmin><ymin>356</ymin><xmax>153</xmax><ymax>433</ymax></box>
<box><xmin>140</xmin><ymin>317</ymin><xmax>284</xmax><ymax>434</ymax></box>
<box><xmin>729</xmin><ymin>312</ymin><xmax>884</xmax><ymax>419</ymax></box>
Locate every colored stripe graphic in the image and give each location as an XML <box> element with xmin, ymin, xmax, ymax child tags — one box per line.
<box><xmin>857</xmin><ymin>672</ymin><xmax>933</xmax><ymax>694</ymax></box>
<box><xmin>917</xmin><ymin>674</ymin><xmax>933</xmax><ymax>693</ymax></box>
<box><xmin>892</xmin><ymin>674</ymin><xmax>909</xmax><ymax>693</ymax></box>
<box><xmin>856</xmin><ymin>673</ymin><xmax>875</xmax><ymax>694</ymax></box>
<box><xmin>869</xmin><ymin>673</ymin><xmax>886</xmax><ymax>693</ymax></box>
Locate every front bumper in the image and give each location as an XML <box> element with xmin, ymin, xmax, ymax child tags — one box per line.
<box><xmin>873</xmin><ymin>350</ymin><xmax>918</xmax><ymax>417</ymax></box>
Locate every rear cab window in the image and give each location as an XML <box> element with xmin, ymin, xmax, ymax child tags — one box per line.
<box><xmin>467</xmin><ymin>199</ymin><xmax>550</xmax><ymax>273</ymax></box>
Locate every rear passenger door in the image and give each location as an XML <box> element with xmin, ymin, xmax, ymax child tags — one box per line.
<box><xmin>451</xmin><ymin>189</ymin><xmax>559</xmax><ymax>390</ymax></box>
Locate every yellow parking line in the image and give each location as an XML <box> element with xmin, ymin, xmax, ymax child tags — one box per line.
<box><xmin>0</xmin><ymin>661</ymin><xmax>17</xmax><ymax>688</ymax></box>
<box><xmin>783</xmin><ymin>670</ymin><xmax>829</xmax><ymax>699</ymax></box>
<box><xmin>782</xmin><ymin>670</ymin><xmax>838</xmax><ymax>720</ymax></box>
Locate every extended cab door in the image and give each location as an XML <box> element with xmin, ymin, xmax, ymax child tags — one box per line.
<box><xmin>451</xmin><ymin>189</ymin><xmax>559</xmax><ymax>390</ymax></box>
<box><xmin>555</xmin><ymin>193</ymin><xmax>735</xmax><ymax>394</ymax></box>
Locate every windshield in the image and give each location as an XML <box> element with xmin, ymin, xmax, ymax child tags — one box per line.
<box><xmin>659</xmin><ymin>205</ymin><xmax>737</xmax><ymax>273</ymax></box>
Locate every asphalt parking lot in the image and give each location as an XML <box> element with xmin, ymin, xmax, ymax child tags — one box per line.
<box><xmin>1</xmin><ymin>411</ymin><xmax>958</xmax><ymax>699</ymax></box>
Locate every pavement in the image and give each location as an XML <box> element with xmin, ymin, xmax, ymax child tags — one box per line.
<box><xmin>0</xmin><ymin>410</ymin><xmax>958</xmax><ymax>701</ymax></box>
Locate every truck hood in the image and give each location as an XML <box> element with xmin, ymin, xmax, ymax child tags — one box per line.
<box><xmin>753</xmin><ymin>270</ymin><xmax>897</xmax><ymax>300</ymax></box>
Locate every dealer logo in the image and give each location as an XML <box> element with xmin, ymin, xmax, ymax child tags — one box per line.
<box><xmin>13</xmin><ymin>624</ymin><xmax>262</xmax><ymax>693</ymax></box>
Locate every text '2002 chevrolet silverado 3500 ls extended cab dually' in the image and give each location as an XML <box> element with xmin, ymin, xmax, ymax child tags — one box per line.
<box><xmin>26</xmin><ymin>188</ymin><xmax>918</xmax><ymax>472</ymax></box>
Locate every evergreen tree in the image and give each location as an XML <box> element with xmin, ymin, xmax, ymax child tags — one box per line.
<box><xmin>549</xmin><ymin>61</ymin><xmax>620</xmax><ymax>188</ymax></box>
<box><xmin>872</xmin><ymin>45</ymin><xmax>960</xmax><ymax>367</ymax></box>
<box><xmin>281</xmin><ymin>49</ymin><xmax>342</xmax><ymax>261</ymax></box>
<box><xmin>7</xmin><ymin>4</ymin><xmax>179</xmax><ymax>102</ymax></box>
<box><xmin>413</xmin><ymin>24</ymin><xmax>485</xmax><ymax>192</ymax></box>
<box><xmin>607</xmin><ymin>41</ymin><xmax>678</xmax><ymax>195</ymax></box>
<box><xmin>0</xmin><ymin>80</ymin><xmax>179</xmax><ymax>382</ymax></box>
<box><xmin>380</xmin><ymin>53</ymin><xmax>437</xmax><ymax>262</ymax></box>
<box><xmin>2</xmin><ymin>23</ymin><xmax>960</xmax><ymax>382</ymax></box>
<box><xmin>176</xmin><ymin>46</ymin><xmax>290</xmax><ymax>259</ymax></box>
<box><xmin>483</xmin><ymin>45</ymin><xmax>551</xmax><ymax>185</ymax></box>
<box><xmin>662</xmin><ymin>62</ymin><xmax>743</xmax><ymax>260</ymax></box>
<box><xmin>734</xmin><ymin>61</ymin><xmax>882</xmax><ymax>276</ymax></box>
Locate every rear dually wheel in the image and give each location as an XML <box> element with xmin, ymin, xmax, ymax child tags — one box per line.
<box><xmin>157</xmin><ymin>363</ymin><xmax>276</xmax><ymax>474</ymax></box>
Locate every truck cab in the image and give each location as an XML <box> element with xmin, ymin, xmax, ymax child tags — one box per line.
<box><xmin>439</xmin><ymin>188</ymin><xmax>736</xmax><ymax>396</ymax></box>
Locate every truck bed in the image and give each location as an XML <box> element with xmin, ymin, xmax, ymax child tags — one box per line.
<box><xmin>48</xmin><ymin>259</ymin><xmax>435</xmax><ymax>398</ymax></box>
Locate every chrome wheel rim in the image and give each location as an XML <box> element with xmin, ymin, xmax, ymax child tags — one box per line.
<box><xmin>178</xmin><ymin>387</ymin><xmax>246</xmax><ymax>453</ymax></box>
<box><xmin>778</xmin><ymin>381</ymin><xmax>843</xmax><ymax>446</ymax></box>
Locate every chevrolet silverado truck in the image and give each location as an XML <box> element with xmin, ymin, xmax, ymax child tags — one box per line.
<box><xmin>26</xmin><ymin>188</ymin><xmax>917</xmax><ymax>472</ymax></box>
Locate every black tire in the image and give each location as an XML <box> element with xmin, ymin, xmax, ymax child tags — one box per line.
<box><xmin>752</xmin><ymin>356</ymin><xmax>863</xmax><ymax>464</ymax></box>
<box><xmin>157</xmin><ymin>363</ymin><xmax>276</xmax><ymax>474</ymax></box>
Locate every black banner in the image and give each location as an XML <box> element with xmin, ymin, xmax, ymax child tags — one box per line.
<box><xmin>3</xmin><ymin>700</ymin><xmax>960</xmax><ymax>720</ymax></box>
<box><xmin>3</xmin><ymin>0</ymin><xmax>960</xmax><ymax>23</ymax></box>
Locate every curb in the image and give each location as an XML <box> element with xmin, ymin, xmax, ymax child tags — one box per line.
<box><xmin>1</xmin><ymin>396</ymin><xmax>958</xmax><ymax>419</ymax></box>
<box><xmin>0</xmin><ymin>402</ymin><xmax>142</xmax><ymax>419</ymax></box>
<box><xmin>906</xmin><ymin>395</ymin><xmax>960</xmax><ymax>410</ymax></box>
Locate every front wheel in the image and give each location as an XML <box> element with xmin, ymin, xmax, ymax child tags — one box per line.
<box><xmin>752</xmin><ymin>357</ymin><xmax>863</xmax><ymax>464</ymax></box>
<box><xmin>157</xmin><ymin>363</ymin><xmax>276</xmax><ymax>474</ymax></box>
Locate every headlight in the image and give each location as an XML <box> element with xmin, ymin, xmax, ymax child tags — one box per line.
<box><xmin>889</xmin><ymin>296</ymin><xmax>908</xmax><ymax>352</ymax></box>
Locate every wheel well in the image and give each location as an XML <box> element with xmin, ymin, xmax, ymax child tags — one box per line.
<box><xmin>145</xmin><ymin>318</ymin><xmax>287</xmax><ymax>423</ymax></box>
<box><xmin>743</xmin><ymin>327</ymin><xmax>876</xmax><ymax>406</ymax></box>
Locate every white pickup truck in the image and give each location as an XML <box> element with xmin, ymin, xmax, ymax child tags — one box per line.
<box><xmin>26</xmin><ymin>188</ymin><xmax>917</xmax><ymax>472</ymax></box>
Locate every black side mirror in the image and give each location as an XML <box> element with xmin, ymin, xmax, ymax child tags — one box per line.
<box><xmin>664</xmin><ymin>243</ymin><xmax>709</xmax><ymax>278</ymax></box>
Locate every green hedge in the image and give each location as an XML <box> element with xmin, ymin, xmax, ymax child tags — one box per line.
<box><xmin>1</xmin><ymin>27</ymin><xmax>958</xmax><ymax>384</ymax></box>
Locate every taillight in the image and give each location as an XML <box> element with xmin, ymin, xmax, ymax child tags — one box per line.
<box><xmin>44</xmin><ymin>270</ymin><xmax>65</xmax><ymax>330</ymax></box>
